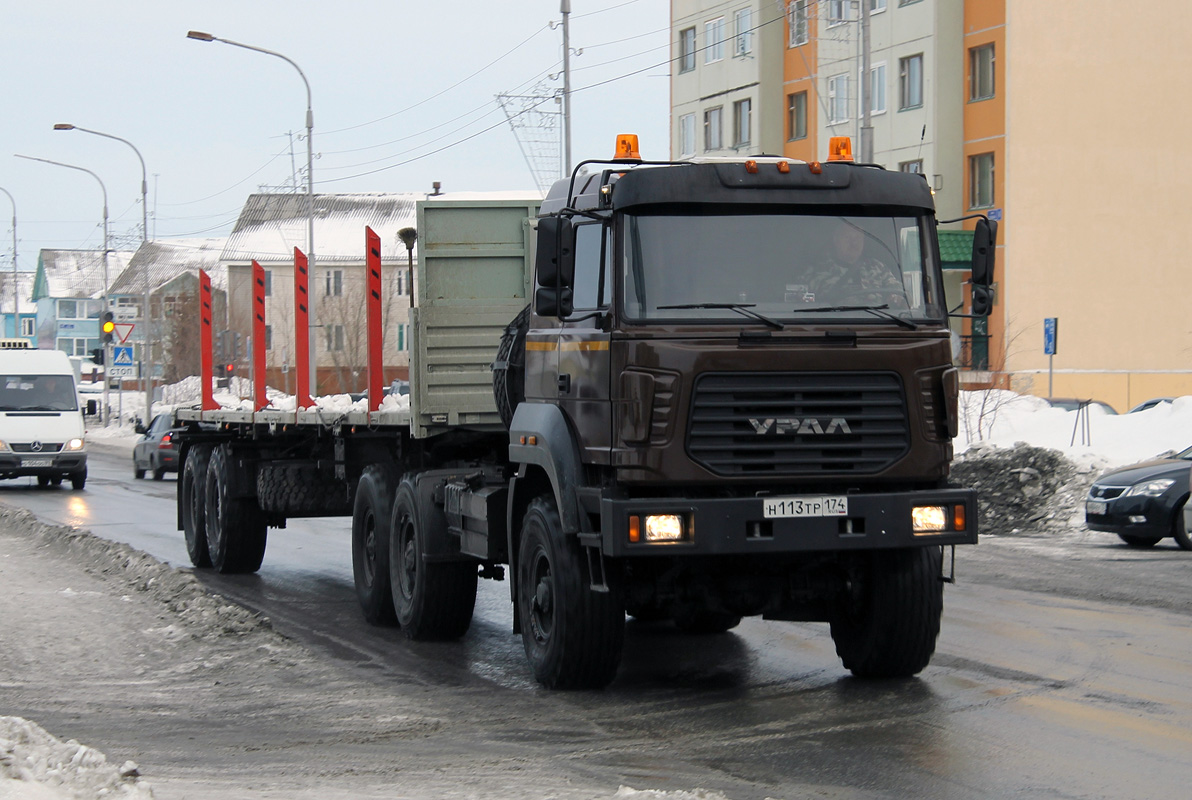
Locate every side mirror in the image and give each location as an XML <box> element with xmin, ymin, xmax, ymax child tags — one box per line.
<box><xmin>533</xmin><ymin>216</ymin><xmax>575</xmax><ymax>318</ymax></box>
<box><xmin>134</xmin><ymin>421</ymin><xmax>147</xmax><ymax>435</ymax></box>
<box><xmin>971</xmin><ymin>217</ymin><xmax>997</xmax><ymax>287</ymax></box>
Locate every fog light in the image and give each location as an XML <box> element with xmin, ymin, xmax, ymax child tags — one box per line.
<box><xmin>1128</xmin><ymin>515</ymin><xmax>1147</xmax><ymax>524</ymax></box>
<box><xmin>912</xmin><ymin>505</ymin><xmax>948</xmax><ymax>533</ymax></box>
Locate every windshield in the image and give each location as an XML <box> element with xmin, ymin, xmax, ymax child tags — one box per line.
<box><xmin>622</xmin><ymin>210</ymin><xmax>942</xmax><ymax>325</ymax></box>
<box><xmin>0</xmin><ymin>374</ymin><xmax>78</xmax><ymax>411</ymax></box>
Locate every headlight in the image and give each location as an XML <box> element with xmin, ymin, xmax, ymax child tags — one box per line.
<box><xmin>913</xmin><ymin>503</ymin><xmax>967</xmax><ymax>534</ymax></box>
<box><xmin>0</xmin><ymin>440</ymin><xmax>9</xmax><ymax>452</ymax></box>
<box><xmin>628</xmin><ymin>513</ymin><xmax>692</xmax><ymax>544</ymax></box>
<box><xmin>63</xmin><ymin>438</ymin><xmax>85</xmax><ymax>451</ymax></box>
<box><xmin>1124</xmin><ymin>479</ymin><xmax>1175</xmax><ymax>498</ymax></box>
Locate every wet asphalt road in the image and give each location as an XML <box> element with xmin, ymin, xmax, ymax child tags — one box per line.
<box><xmin>3</xmin><ymin>444</ymin><xmax>1191</xmax><ymax>799</ymax></box>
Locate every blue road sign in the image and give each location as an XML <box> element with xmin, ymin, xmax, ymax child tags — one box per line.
<box><xmin>112</xmin><ymin>345</ymin><xmax>134</xmax><ymax>366</ymax></box>
<box><xmin>1043</xmin><ymin>318</ymin><xmax>1058</xmax><ymax>356</ymax></box>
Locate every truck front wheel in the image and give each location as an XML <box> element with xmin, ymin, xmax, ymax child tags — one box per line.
<box><xmin>204</xmin><ymin>445</ymin><xmax>267</xmax><ymax>574</ymax></box>
<box><xmin>181</xmin><ymin>445</ymin><xmax>213</xmax><ymax>568</ymax></box>
<box><xmin>351</xmin><ymin>464</ymin><xmax>399</xmax><ymax>625</ymax></box>
<box><xmin>830</xmin><ymin>547</ymin><xmax>943</xmax><ymax>679</ymax></box>
<box><xmin>517</xmin><ymin>495</ymin><xmax>625</xmax><ymax>689</ymax></box>
<box><xmin>389</xmin><ymin>477</ymin><xmax>477</xmax><ymax>640</ymax></box>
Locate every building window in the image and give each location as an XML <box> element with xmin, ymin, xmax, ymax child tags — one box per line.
<box><xmin>970</xmin><ymin>153</ymin><xmax>995</xmax><ymax>209</ymax></box>
<box><xmin>57</xmin><ymin>299</ymin><xmax>79</xmax><ymax>320</ymax></box>
<box><xmin>57</xmin><ymin>337</ymin><xmax>97</xmax><ymax>357</ymax></box>
<box><xmin>733</xmin><ymin>7</ymin><xmax>752</xmax><ymax>56</ymax></box>
<box><xmin>679</xmin><ymin>27</ymin><xmax>696</xmax><ymax>73</ymax></box>
<box><xmin>704</xmin><ymin>106</ymin><xmax>723</xmax><ymax>151</ymax></box>
<box><xmin>733</xmin><ymin>98</ymin><xmax>752</xmax><ymax>147</ymax></box>
<box><xmin>827</xmin><ymin>73</ymin><xmax>850</xmax><ymax>124</ymax></box>
<box><xmin>325</xmin><ymin>324</ymin><xmax>345</xmax><ymax>352</ymax></box>
<box><xmin>900</xmin><ymin>0</ymin><xmax>923</xmax><ymax>5</ymax></box>
<box><xmin>704</xmin><ymin>17</ymin><xmax>725</xmax><ymax>63</ymax></box>
<box><xmin>970</xmin><ymin>43</ymin><xmax>995</xmax><ymax>101</ymax></box>
<box><xmin>679</xmin><ymin>113</ymin><xmax>696</xmax><ymax>157</ymax></box>
<box><xmin>788</xmin><ymin>0</ymin><xmax>809</xmax><ymax>47</ymax></box>
<box><xmin>264</xmin><ymin>324</ymin><xmax>273</xmax><ymax>351</ymax></box>
<box><xmin>900</xmin><ymin>54</ymin><xmax>923</xmax><ymax>110</ymax></box>
<box><xmin>263</xmin><ymin>269</ymin><xmax>273</xmax><ymax>297</ymax></box>
<box><xmin>867</xmin><ymin>62</ymin><xmax>887</xmax><ymax>114</ymax></box>
<box><xmin>899</xmin><ymin>159</ymin><xmax>924</xmax><ymax>174</ymax></box>
<box><xmin>20</xmin><ymin>317</ymin><xmax>34</xmax><ymax>337</ymax></box>
<box><xmin>396</xmin><ymin>323</ymin><xmax>406</xmax><ymax>352</ymax></box>
<box><xmin>828</xmin><ymin>0</ymin><xmax>849</xmax><ymax>26</ymax></box>
<box><xmin>788</xmin><ymin>92</ymin><xmax>808</xmax><ymax>140</ymax></box>
<box><xmin>870</xmin><ymin>0</ymin><xmax>888</xmax><ymax>12</ymax></box>
<box><xmin>324</xmin><ymin>269</ymin><xmax>343</xmax><ymax>296</ymax></box>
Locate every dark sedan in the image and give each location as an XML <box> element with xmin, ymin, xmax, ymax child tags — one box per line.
<box><xmin>1086</xmin><ymin>446</ymin><xmax>1192</xmax><ymax>550</ymax></box>
<box><xmin>133</xmin><ymin>413</ymin><xmax>182</xmax><ymax>480</ymax></box>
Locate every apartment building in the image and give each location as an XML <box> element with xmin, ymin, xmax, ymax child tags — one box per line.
<box><xmin>674</xmin><ymin>0</ymin><xmax>1192</xmax><ymax>410</ymax></box>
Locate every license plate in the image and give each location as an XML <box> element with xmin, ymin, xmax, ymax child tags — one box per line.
<box><xmin>1086</xmin><ymin>500</ymin><xmax>1108</xmax><ymax>515</ymax></box>
<box><xmin>763</xmin><ymin>495</ymin><xmax>848</xmax><ymax>519</ymax></box>
<box><xmin>23</xmin><ymin>458</ymin><xmax>52</xmax><ymax>468</ymax></box>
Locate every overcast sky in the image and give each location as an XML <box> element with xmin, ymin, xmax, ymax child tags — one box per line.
<box><xmin>0</xmin><ymin>0</ymin><xmax>670</xmax><ymax>268</ymax></box>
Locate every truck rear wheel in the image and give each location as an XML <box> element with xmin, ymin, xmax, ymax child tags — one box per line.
<box><xmin>517</xmin><ymin>495</ymin><xmax>624</xmax><ymax>689</ymax></box>
<box><xmin>351</xmin><ymin>464</ymin><xmax>400</xmax><ymax>625</ymax></box>
<box><xmin>389</xmin><ymin>477</ymin><xmax>477</xmax><ymax>640</ymax></box>
<box><xmin>830</xmin><ymin>547</ymin><xmax>943</xmax><ymax>679</ymax></box>
<box><xmin>204</xmin><ymin>445</ymin><xmax>267</xmax><ymax>574</ymax></box>
<box><xmin>181</xmin><ymin>445</ymin><xmax>213</xmax><ymax>568</ymax></box>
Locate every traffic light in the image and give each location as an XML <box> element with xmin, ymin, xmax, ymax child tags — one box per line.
<box><xmin>101</xmin><ymin>311</ymin><xmax>115</xmax><ymax>344</ymax></box>
<box><xmin>90</xmin><ymin>347</ymin><xmax>104</xmax><ymax>366</ymax></box>
<box><xmin>224</xmin><ymin>363</ymin><xmax>236</xmax><ymax>380</ymax></box>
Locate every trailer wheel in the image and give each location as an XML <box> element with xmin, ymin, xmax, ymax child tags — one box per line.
<box><xmin>181</xmin><ymin>445</ymin><xmax>213</xmax><ymax>568</ymax></box>
<box><xmin>389</xmin><ymin>477</ymin><xmax>477</xmax><ymax>640</ymax></box>
<box><xmin>257</xmin><ymin>464</ymin><xmax>352</xmax><ymax>516</ymax></box>
<box><xmin>492</xmin><ymin>304</ymin><xmax>529</xmax><ymax>428</ymax></box>
<box><xmin>830</xmin><ymin>547</ymin><xmax>943</xmax><ymax>679</ymax></box>
<box><xmin>351</xmin><ymin>464</ymin><xmax>400</xmax><ymax>626</ymax></box>
<box><xmin>517</xmin><ymin>495</ymin><xmax>625</xmax><ymax>689</ymax></box>
<box><xmin>204</xmin><ymin>445</ymin><xmax>267</xmax><ymax>574</ymax></box>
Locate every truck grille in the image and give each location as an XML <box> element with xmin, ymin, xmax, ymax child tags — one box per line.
<box><xmin>687</xmin><ymin>372</ymin><xmax>909</xmax><ymax>476</ymax></box>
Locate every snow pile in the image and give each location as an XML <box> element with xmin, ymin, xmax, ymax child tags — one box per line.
<box><xmin>951</xmin><ymin>443</ymin><xmax>1110</xmax><ymax>536</ymax></box>
<box><xmin>0</xmin><ymin>717</ymin><xmax>153</xmax><ymax>799</ymax></box>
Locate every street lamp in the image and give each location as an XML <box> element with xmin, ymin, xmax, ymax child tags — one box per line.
<box><xmin>0</xmin><ymin>187</ymin><xmax>17</xmax><ymax>335</ymax></box>
<box><xmin>188</xmin><ymin>29</ymin><xmax>317</xmax><ymax>397</ymax></box>
<box><xmin>14</xmin><ymin>154</ymin><xmax>112</xmax><ymax>425</ymax></box>
<box><xmin>54</xmin><ymin>123</ymin><xmax>154</xmax><ymax>422</ymax></box>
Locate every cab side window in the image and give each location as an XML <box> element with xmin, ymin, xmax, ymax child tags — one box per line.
<box><xmin>570</xmin><ymin>222</ymin><xmax>611</xmax><ymax>312</ymax></box>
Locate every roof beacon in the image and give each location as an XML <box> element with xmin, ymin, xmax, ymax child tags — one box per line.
<box><xmin>828</xmin><ymin>136</ymin><xmax>854</xmax><ymax>162</ymax></box>
<box><xmin>613</xmin><ymin>134</ymin><xmax>642</xmax><ymax>162</ymax></box>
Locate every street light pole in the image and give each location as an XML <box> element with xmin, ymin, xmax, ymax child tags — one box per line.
<box><xmin>188</xmin><ymin>29</ymin><xmax>317</xmax><ymax>397</ymax></box>
<box><xmin>0</xmin><ymin>187</ymin><xmax>17</xmax><ymax>335</ymax></box>
<box><xmin>54</xmin><ymin>124</ymin><xmax>154</xmax><ymax>422</ymax></box>
<box><xmin>14</xmin><ymin>154</ymin><xmax>111</xmax><ymax>425</ymax></box>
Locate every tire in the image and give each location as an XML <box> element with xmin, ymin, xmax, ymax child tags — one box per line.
<box><xmin>152</xmin><ymin>460</ymin><xmax>166</xmax><ymax>481</ymax></box>
<box><xmin>830</xmin><ymin>547</ymin><xmax>943</xmax><ymax>679</ymax></box>
<box><xmin>389</xmin><ymin>476</ymin><xmax>478</xmax><ymax>640</ymax></box>
<box><xmin>68</xmin><ymin>471</ymin><xmax>84</xmax><ymax>491</ymax></box>
<box><xmin>134</xmin><ymin>461</ymin><xmax>145</xmax><ymax>480</ymax></box>
<box><xmin>1118</xmin><ymin>533</ymin><xmax>1162</xmax><ymax>548</ymax></box>
<box><xmin>673</xmin><ymin>607</ymin><xmax>742</xmax><ymax>634</ymax></box>
<box><xmin>351</xmin><ymin>464</ymin><xmax>400</xmax><ymax>626</ymax></box>
<box><xmin>1173</xmin><ymin>498</ymin><xmax>1192</xmax><ymax>551</ymax></box>
<box><xmin>181</xmin><ymin>445</ymin><xmax>213</xmax><ymax>568</ymax></box>
<box><xmin>204</xmin><ymin>445</ymin><xmax>267</xmax><ymax>574</ymax></box>
<box><xmin>517</xmin><ymin>495</ymin><xmax>624</xmax><ymax>689</ymax></box>
<box><xmin>256</xmin><ymin>464</ymin><xmax>352</xmax><ymax>516</ymax></box>
<box><xmin>36</xmin><ymin>475</ymin><xmax>50</xmax><ymax>489</ymax></box>
<box><xmin>51</xmin><ymin>477</ymin><xmax>62</xmax><ymax>487</ymax></box>
<box><xmin>492</xmin><ymin>305</ymin><xmax>529</xmax><ymax>428</ymax></box>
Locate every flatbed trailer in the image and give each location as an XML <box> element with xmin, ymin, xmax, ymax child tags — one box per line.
<box><xmin>176</xmin><ymin>142</ymin><xmax>996</xmax><ymax>689</ymax></box>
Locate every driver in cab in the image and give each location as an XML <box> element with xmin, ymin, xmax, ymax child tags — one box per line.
<box><xmin>804</xmin><ymin>222</ymin><xmax>907</xmax><ymax>308</ymax></box>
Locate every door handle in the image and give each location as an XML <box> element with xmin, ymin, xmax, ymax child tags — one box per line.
<box><xmin>557</xmin><ymin>374</ymin><xmax>571</xmax><ymax>394</ymax></box>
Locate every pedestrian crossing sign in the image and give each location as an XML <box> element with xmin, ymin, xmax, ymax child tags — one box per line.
<box><xmin>113</xmin><ymin>346</ymin><xmax>134</xmax><ymax>366</ymax></box>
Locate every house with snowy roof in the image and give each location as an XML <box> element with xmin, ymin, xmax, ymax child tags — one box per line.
<box><xmin>108</xmin><ymin>238</ymin><xmax>226</xmax><ymax>383</ymax></box>
<box><xmin>222</xmin><ymin>193</ymin><xmax>419</xmax><ymax>395</ymax></box>
<box><xmin>31</xmin><ymin>249</ymin><xmax>134</xmax><ymax>357</ymax></box>
<box><xmin>0</xmin><ymin>271</ymin><xmax>38</xmax><ymax>344</ymax></box>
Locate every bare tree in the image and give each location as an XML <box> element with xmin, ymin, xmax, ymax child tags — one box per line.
<box><xmin>160</xmin><ymin>289</ymin><xmax>201</xmax><ymax>384</ymax></box>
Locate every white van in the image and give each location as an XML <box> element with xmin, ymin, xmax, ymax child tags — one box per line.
<box><xmin>0</xmin><ymin>349</ymin><xmax>88</xmax><ymax>489</ymax></box>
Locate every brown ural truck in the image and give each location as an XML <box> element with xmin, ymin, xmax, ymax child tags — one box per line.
<box><xmin>175</xmin><ymin>142</ymin><xmax>996</xmax><ymax>690</ymax></box>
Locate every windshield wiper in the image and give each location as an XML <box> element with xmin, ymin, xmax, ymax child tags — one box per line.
<box><xmin>657</xmin><ymin>303</ymin><xmax>784</xmax><ymax>330</ymax></box>
<box><xmin>789</xmin><ymin>304</ymin><xmax>917</xmax><ymax>330</ymax></box>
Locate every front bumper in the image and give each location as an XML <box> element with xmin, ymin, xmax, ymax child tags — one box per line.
<box><xmin>596</xmin><ymin>487</ymin><xmax>977</xmax><ymax>557</ymax></box>
<box><xmin>0</xmin><ymin>451</ymin><xmax>87</xmax><ymax>478</ymax></box>
<box><xmin>1085</xmin><ymin>495</ymin><xmax>1170</xmax><ymax>538</ymax></box>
